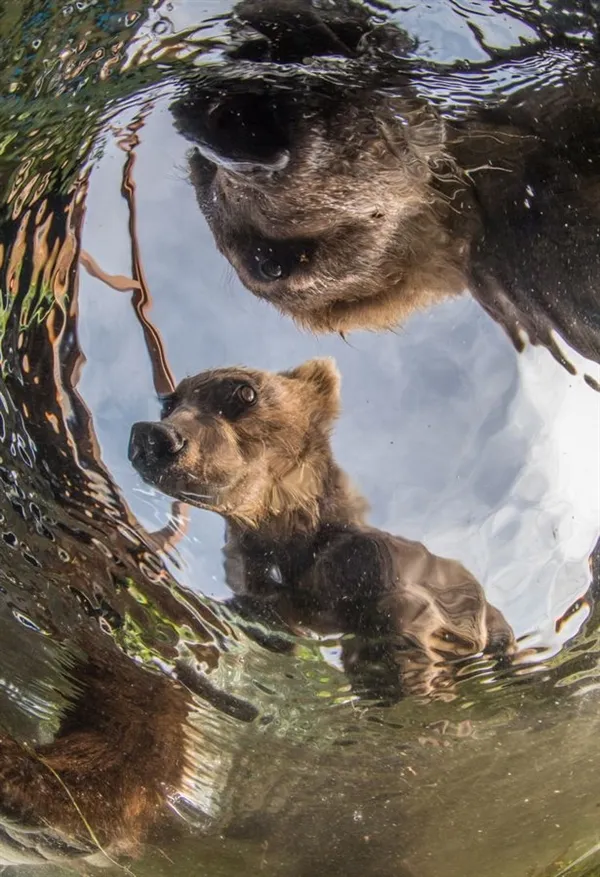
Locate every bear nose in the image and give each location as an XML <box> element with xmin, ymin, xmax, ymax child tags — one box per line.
<box><xmin>128</xmin><ymin>422</ymin><xmax>186</xmax><ymax>468</ymax></box>
<box><xmin>173</xmin><ymin>92</ymin><xmax>291</xmax><ymax>176</ymax></box>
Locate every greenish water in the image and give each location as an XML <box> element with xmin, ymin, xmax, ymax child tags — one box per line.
<box><xmin>0</xmin><ymin>1</ymin><xmax>599</xmax><ymax>875</ymax></box>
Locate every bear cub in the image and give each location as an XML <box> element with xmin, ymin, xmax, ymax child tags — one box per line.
<box><xmin>129</xmin><ymin>358</ymin><xmax>515</xmax><ymax>698</ymax></box>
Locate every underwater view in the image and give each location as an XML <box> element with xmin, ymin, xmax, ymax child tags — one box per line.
<box><xmin>0</xmin><ymin>0</ymin><xmax>599</xmax><ymax>874</ymax></box>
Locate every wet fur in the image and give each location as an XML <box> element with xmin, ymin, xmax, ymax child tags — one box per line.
<box><xmin>130</xmin><ymin>358</ymin><xmax>515</xmax><ymax>699</ymax></box>
<box><xmin>172</xmin><ymin>0</ymin><xmax>600</xmax><ymax>374</ymax></box>
<box><xmin>0</xmin><ymin>633</ymin><xmax>188</xmax><ymax>863</ymax></box>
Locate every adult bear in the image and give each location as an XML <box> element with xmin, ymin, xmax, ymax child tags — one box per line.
<box><xmin>172</xmin><ymin>0</ymin><xmax>600</xmax><ymax>381</ymax></box>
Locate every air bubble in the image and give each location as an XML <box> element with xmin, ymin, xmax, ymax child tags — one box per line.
<box><xmin>152</xmin><ymin>17</ymin><xmax>173</xmax><ymax>36</ymax></box>
<box><xmin>12</xmin><ymin>609</ymin><xmax>41</xmax><ymax>633</ymax></box>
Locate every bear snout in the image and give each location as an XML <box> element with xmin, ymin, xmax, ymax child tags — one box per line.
<box><xmin>173</xmin><ymin>91</ymin><xmax>291</xmax><ymax>176</ymax></box>
<box><xmin>128</xmin><ymin>422</ymin><xmax>186</xmax><ymax>473</ymax></box>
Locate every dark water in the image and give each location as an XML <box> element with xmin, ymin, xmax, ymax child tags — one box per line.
<box><xmin>0</xmin><ymin>1</ymin><xmax>599</xmax><ymax>875</ymax></box>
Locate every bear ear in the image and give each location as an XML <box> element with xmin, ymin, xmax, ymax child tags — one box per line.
<box><xmin>283</xmin><ymin>357</ymin><xmax>341</xmax><ymax>424</ymax></box>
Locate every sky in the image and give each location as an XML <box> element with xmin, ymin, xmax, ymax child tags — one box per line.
<box><xmin>75</xmin><ymin>0</ymin><xmax>600</xmax><ymax>657</ymax></box>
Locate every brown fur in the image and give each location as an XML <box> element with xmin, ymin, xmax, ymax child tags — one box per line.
<box><xmin>184</xmin><ymin>94</ymin><xmax>470</xmax><ymax>334</ymax></box>
<box><xmin>129</xmin><ymin>358</ymin><xmax>515</xmax><ymax>699</ymax></box>
<box><xmin>172</xmin><ymin>0</ymin><xmax>600</xmax><ymax>370</ymax></box>
<box><xmin>131</xmin><ymin>357</ymin><xmax>365</xmax><ymax>533</ymax></box>
<box><xmin>0</xmin><ymin>632</ymin><xmax>189</xmax><ymax>863</ymax></box>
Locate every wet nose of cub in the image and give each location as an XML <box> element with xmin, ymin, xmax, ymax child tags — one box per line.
<box><xmin>128</xmin><ymin>422</ymin><xmax>185</xmax><ymax>469</ymax></box>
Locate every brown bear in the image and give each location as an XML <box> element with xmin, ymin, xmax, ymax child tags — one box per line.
<box><xmin>0</xmin><ymin>630</ymin><xmax>190</xmax><ymax>866</ymax></box>
<box><xmin>129</xmin><ymin>357</ymin><xmax>516</xmax><ymax>700</ymax></box>
<box><xmin>171</xmin><ymin>0</ymin><xmax>600</xmax><ymax>379</ymax></box>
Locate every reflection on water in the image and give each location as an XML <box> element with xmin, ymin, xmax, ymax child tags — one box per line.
<box><xmin>0</xmin><ymin>0</ymin><xmax>599</xmax><ymax>875</ymax></box>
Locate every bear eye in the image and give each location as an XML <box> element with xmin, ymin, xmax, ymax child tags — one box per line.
<box><xmin>258</xmin><ymin>258</ymin><xmax>283</xmax><ymax>280</ymax></box>
<box><xmin>236</xmin><ymin>384</ymin><xmax>257</xmax><ymax>405</ymax></box>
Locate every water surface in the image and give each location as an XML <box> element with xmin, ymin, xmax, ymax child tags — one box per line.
<box><xmin>0</xmin><ymin>1</ymin><xmax>599</xmax><ymax>875</ymax></box>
